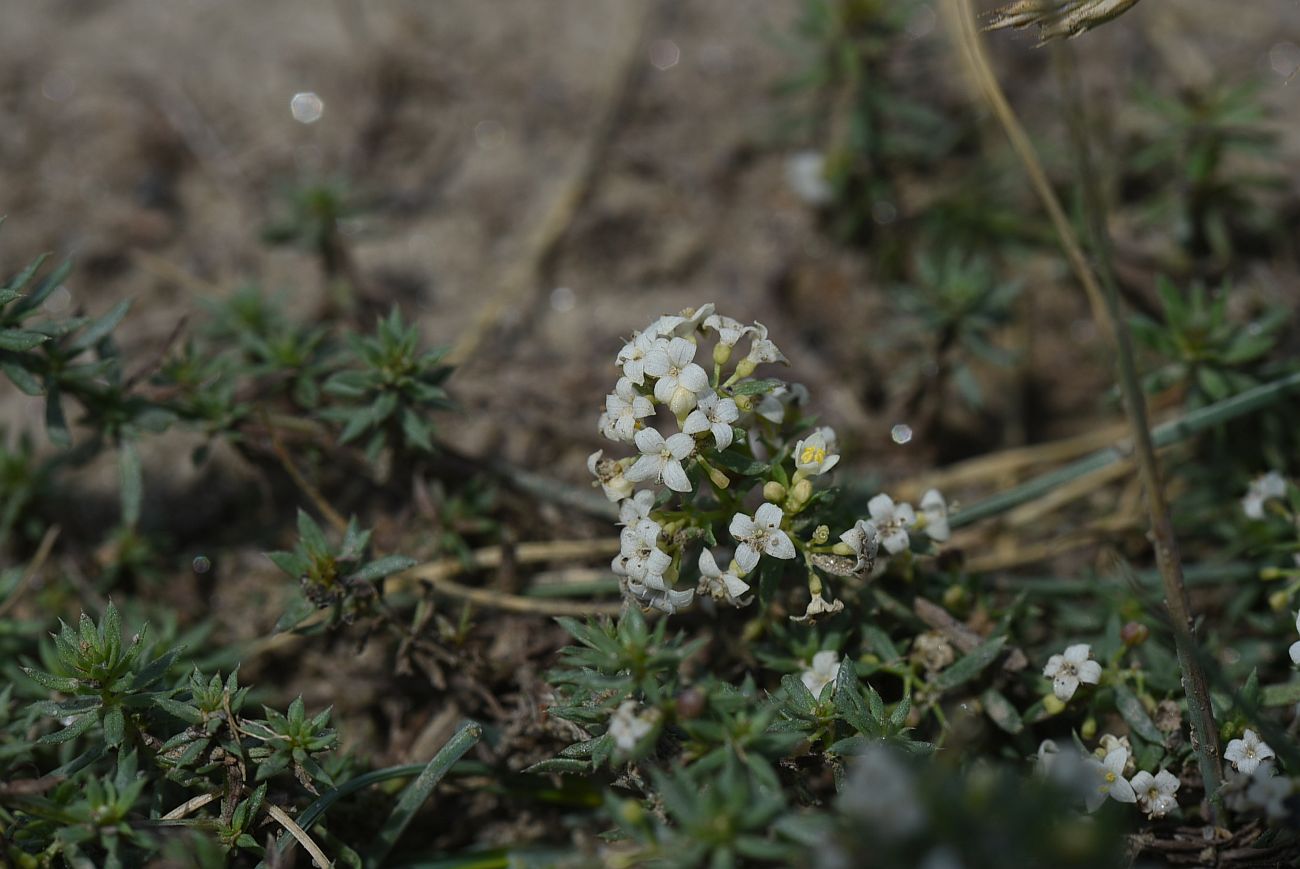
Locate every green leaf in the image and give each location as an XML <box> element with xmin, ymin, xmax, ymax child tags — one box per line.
<box><xmin>931</xmin><ymin>635</ymin><xmax>1006</xmax><ymax>693</ymax></box>
<box><xmin>349</xmin><ymin>555</ymin><xmax>417</xmax><ymax>583</ymax></box>
<box><xmin>1113</xmin><ymin>683</ymin><xmax>1164</xmax><ymax>744</ymax></box>
<box><xmin>730</xmin><ymin>378</ymin><xmax>784</xmax><ymax>396</ymax></box>
<box><xmin>0</xmin><ymin>359</ymin><xmax>44</xmax><ymax>395</ymax></box>
<box><xmin>21</xmin><ymin>667</ymin><xmax>79</xmax><ymax>694</ymax></box>
<box><xmin>45</xmin><ymin>386</ymin><xmax>71</xmax><ymax>448</ymax></box>
<box><xmin>363</xmin><ymin>722</ymin><xmax>482</xmax><ymax>867</ymax></box>
<box><xmin>711</xmin><ymin>449</ymin><xmax>769</xmax><ymax>476</ymax></box>
<box><xmin>102</xmin><ymin>706</ymin><xmax>126</xmax><ymax>747</ymax></box>
<box><xmin>39</xmin><ymin>711</ymin><xmax>98</xmax><ymax>745</ymax></box>
<box><xmin>980</xmin><ymin>687</ymin><xmax>1023</xmax><ymax>734</ymax></box>
<box><xmin>118</xmin><ymin>440</ymin><xmax>143</xmax><ymax>528</ymax></box>
<box><xmin>69</xmin><ymin>299</ymin><xmax>131</xmax><ymax>352</ymax></box>
<box><xmin>0</xmin><ymin>328</ymin><xmax>49</xmax><ymax>351</ymax></box>
<box><xmin>1261</xmin><ymin>681</ymin><xmax>1300</xmax><ymax>707</ymax></box>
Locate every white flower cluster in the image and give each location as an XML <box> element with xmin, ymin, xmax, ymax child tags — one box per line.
<box><xmin>593</xmin><ymin>304</ymin><xmax>793</xmax><ymax>614</ymax></box>
<box><xmin>1241</xmin><ymin>470</ymin><xmax>1287</xmax><ymax>520</ymax></box>
<box><xmin>590</xmin><ymin>305</ymin><xmax>951</xmax><ymax>618</ymax></box>
<box><xmin>1038</xmin><ymin>735</ymin><xmax>1181</xmax><ymax>818</ymax></box>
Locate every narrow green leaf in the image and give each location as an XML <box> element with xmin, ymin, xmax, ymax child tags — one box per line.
<box><xmin>118</xmin><ymin>440</ymin><xmax>143</xmax><ymax>528</ymax></box>
<box><xmin>1113</xmin><ymin>683</ymin><xmax>1164</xmax><ymax>744</ymax></box>
<box><xmin>931</xmin><ymin>635</ymin><xmax>1006</xmax><ymax>693</ymax></box>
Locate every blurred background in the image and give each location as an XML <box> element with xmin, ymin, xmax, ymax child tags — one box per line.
<box><xmin>3</xmin><ymin>0</ymin><xmax>1299</xmax><ymax>484</ymax></box>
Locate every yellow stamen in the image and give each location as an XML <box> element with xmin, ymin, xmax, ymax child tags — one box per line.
<box><xmin>800</xmin><ymin>445</ymin><xmax>826</xmax><ymax>465</ymax></box>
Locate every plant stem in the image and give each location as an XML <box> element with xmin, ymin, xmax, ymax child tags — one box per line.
<box><xmin>948</xmin><ymin>0</ymin><xmax>1223</xmax><ymax>803</ymax></box>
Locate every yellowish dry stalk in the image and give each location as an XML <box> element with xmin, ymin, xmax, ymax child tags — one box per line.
<box><xmin>948</xmin><ymin>0</ymin><xmax>1223</xmax><ymax>803</ymax></box>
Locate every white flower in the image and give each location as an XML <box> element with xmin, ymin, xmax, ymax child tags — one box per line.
<box><xmin>618</xmin><ymin>490</ymin><xmax>656</xmax><ymax>526</ymax></box>
<box><xmin>785</xmin><ymin>150</ymin><xmax>834</xmax><ymax>206</ymax></box>
<box><xmin>729</xmin><ymin>502</ymin><xmax>796</xmax><ymax>573</ymax></box>
<box><xmin>626</xmin><ymin>427</ymin><xmax>695</xmax><ymax>493</ymax></box>
<box><xmin>838</xmin><ymin>745</ymin><xmax>926</xmax><ymax>837</ymax></box>
<box><xmin>1242</xmin><ymin>471</ymin><xmax>1287</xmax><ymax>519</ymax></box>
<box><xmin>617</xmin><ymin>331</ymin><xmax>668</xmax><ymax>386</ymax></box>
<box><xmin>1084</xmin><ymin>747</ymin><xmax>1137</xmax><ymax>812</ymax></box>
<box><xmin>791</xmin><ymin>591</ymin><xmax>845</xmax><ymax>623</ymax></box>
<box><xmin>919</xmin><ymin>489</ymin><xmax>950</xmax><ymax>542</ymax></box>
<box><xmin>604</xmin><ymin>377</ymin><xmax>654</xmax><ymax>443</ymax></box>
<box><xmin>800</xmin><ymin>650</ymin><xmax>841</xmax><ymax>698</ymax></box>
<box><xmin>682</xmin><ymin>392</ymin><xmax>740</xmax><ymax>450</ymax></box>
<box><xmin>1042</xmin><ymin>643</ymin><xmax>1102</xmax><ymax>701</ymax></box>
<box><xmin>588</xmin><ymin>450</ymin><xmax>633</xmax><ymax>502</ymax></box>
<box><xmin>608</xmin><ymin>700</ymin><xmax>657</xmax><ymax>751</ymax></box>
<box><xmin>1246</xmin><ymin>768</ymin><xmax>1293</xmax><ymax>819</ymax></box>
<box><xmin>1225</xmin><ymin>729</ymin><xmax>1275</xmax><ymax>776</ymax></box>
<box><xmin>1290</xmin><ymin>610</ymin><xmax>1300</xmax><ymax>666</ymax></box>
<box><xmin>794</xmin><ymin>427</ymin><xmax>840</xmax><ymax>476</ymax></box>
<box><xmin>648</xmin><ymin>304</ymin><xmax>715</xmax><ymax>340</ymax></box>
<box><xmin>1129</xmin><ymin>769</ymin><xmax>1180</xmax><ymax>818</ymax></box>
<box><xmin>867</xmin><ymin>494</ymin><xmax>915</xmax><ymax>555</ymax></box>
<box><xmin>644</xmin><ymin>337</ymin><xmax>710</xmax><ymax>407</ymax></box>
<box><xmin>626</xmin><ymin>579</ymin><xmax>695</xmax><ymax>614</ymax></box>
<box><xmin>703</xmin><ymin>313</ymin><xmax>751</xmax><ymax>347</ymax></box>
<box><xmin>744</xmin><ymin>321</ymin><xmax>787</xmax><ymax>366</ymax></box>
<box><xmin>753</xmin><ymin>383</ymin><xmax>808</xmax><ymax>424</ymax></box>
<box><xmin>613</xmin><ymin>518</ymin><xmax>671</xmax><ymax>583</ymax></box>
<box><xmin>697</xmin><ymin>549</ymin><xmax>751</xmax><ymax>606</ymax></box>
<box><xmin>839</xmin><ymin>519</ymin><xmax>880</xmax><ymax>573</ymax></box>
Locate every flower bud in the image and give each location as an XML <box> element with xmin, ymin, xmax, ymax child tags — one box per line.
<box><xmin>1120</xmin><ymin>621</ymin><xmax>1149</xmax><ymax>647</ymax></box>
<box><xmin>1080</xmin><ymin>716</ymin><xmax>1097</xmax><ymax>740</ymax></box>
<box><xmin>1260</xmin><ymin>566</ymin><xmax>1283</xmax><ymax>581</ymax></box>
<box><xmin>763</xmin><ymin>481</ymin><xmax>787</xmax><ymax>503</ymax></box>
<box><xmin>618</xmin><ymin>799</ymin><xmax>644</xmax><ymax>826</ymax></box>
<box><xmin>674</xmin><ymin>687</ymin><xmax>707</xmax><ymax>720</ymax></box>
<box><xmin>811</xmin><ymin>524</ymin><xmax>830</xmax><ymax>545</ymax></box>
<box><xmin>713</xmin><ymin>341</ymin><xmax>732</xmax><ymax>367</ymax></box>
<box><xmin>788</xmin><ymin>478</ymin><xmax>813</xmax><ymax>507</ymax></box>
<box><xmin>705</xmin><ymin>463</ymin><xmax>730</xmax><ymax>490</ymax></box>
<box><xmin>831</xmin><ymin>542</ymin><xmax>854</xmax><ymax>556</ymax></box>
<box><xmin>942</xmin><ymin>584</ymin><xmax>968</xmax><ymax>612</ymax></box>
<box><xmin>668</xmin><ymin>386</ymin><xmax>698</xmax><ymax>418</ymax></box>
<box><xmin>1268</xmin><ymin>590</ymin><xmax>1290</xmax><ymax>612</ymax></box>
<box><xmin>734</xmin><ymin>357</ymin><xmax>757</xmax><ymax>380</ymax></box>
<box><xmin>1042</xmin><ymin>693</ymin><xmax>1066</xmax><ymax>716</ymax></box>
<box><xmin>733</xmin><ymin>394</ymin><xmax>753</xmax><ymax>412</ymax></box>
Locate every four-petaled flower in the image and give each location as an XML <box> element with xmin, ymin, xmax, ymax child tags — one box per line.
<box><xmin>614</xmin><ymin>518</ymin><xmax>670</xmax><ymax>583</ymax></box>
<box><xmin>1043</xmin><ymin>643</ymin><xmax>1102</xmax><ymax>701</ymax></box>
<box><xmin>588</xmin><ymin>450</ymin><xmax>633</xmax><ymax>502</ymax></box>
<box><xmin>644</xmin><ymin>337</ymin><xmax>709</xmax><ymax>407</ymax></box>
<box><xmin>1084</xmin><ymin>747</ymin><xmax>1137</xmax><ymax>812</ymax></box>
<box><xmin>1129</xmin><ymin>769</ymin><xmax>1179</xmax><ymax>819</ymax></box>
<box><xmin>1242</xmin><ymin>470</ymin><xmax>1287</xmax><ymax>520</ymax></box>
<box><xmin>839</xmin><ymin>519</ymin><xmax>880</xmax><ymax>574</ymax></box>
<box><xmin>617</xmin><ymin>331</ymin><xmax>666</xmax><ymax>386</ymax></box>
<box><xmin>919</xmin><ymin>489</ymin><xmax>950</xmax><ymax>542</ymax></box>
<box><xmin>608</xmin><ymin>700</ymin><xmax>657</xmax><ymax>751</ymax></box>
<box><xmin>730</xmin><ymin>503</ymin><xmax>796</xmax><ymax>573</ymax></box>
<box><xmin>1225</xmin><ymin>729</ymin><xmax>1275</xmax><ymax>775</ymax></box>
<box><xmin>627</xmin><ymin>428</ymin><xmax>695</xmax><ymax>493</ymax></box>
<box><xmin>867</xmin><ymin>494</ymin><xmax>915</xmax><ymax>555</ymax></box>
<box><xmin>627</xmin><ymin>579</ymin><xmax>695</xmax><ymax>614</ymax></box>
<box><xmin>697</xmin><ymin>549</ymin><xmax>751</xmax><ymax>606</ymax></box>
<box><xmin>618</xmin><ymin>490</ymin><xmax>655</xmax><ymax>526</ymax></box>
<box><xmin>794</xmin><ymin>427</ymin><xmax>840</xmax><ymax>477</ymax></box>
<box><xmin>791</xmin><ymin>591</ymin><xmax>844</xmax><ymax>623</ymax></box>
<box><xmin>604</xmin><ymin>377</ymin><xmax>654</xmax><ymax>443</ymax></box>
<box><xmin>683</xmin><ymin>392</ymin><xmax>740</xmax><ymax>449</ymax></box>
<box><xmin>800</xmin><ymin>649</ymin><xmax>841</xmax><ymax>698</ymax></box>
<box><xmin>704</xmin><ymin>313</ymin><xmax>751</xmax><ymax>347</ymax></box>
<box><xmin>744</xmin><ymin>321</ymin><xmax>787</xmax><ymax>366</ymax></box>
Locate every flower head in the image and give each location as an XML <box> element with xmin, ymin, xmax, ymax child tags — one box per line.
<box><xmin>744</xmin><ymin>321</ymin><xmax>788</xmax><ymax>366</ymax></box>
<box><xmin>1084</xmin><ymin>747</ymin><xmax>1137</xmax><ymax>812</ymax></box>
<box><xmin>588</xmin><ymin>450</ymin><xmax>633</xmax><ymax>502</ymax></box>
<box><xmin>626</xmin><ymin>427</ymin><xmax>695</xmax><ymax>493</ymax></box>
<box><xmin>1225</xmin><ymin>729</ymin><xmax>1275</xmax><ymax>776</ymax></box>
<box><xmin>729</xmin><ymin>502</ymin><xmax>796</xmax><ymax>573</ymax></box>
<box><xmin>919</xmin><ymin>489</ymin><xmax>950</xmax><ymax>542</ymax></box>
<box><xmin>1129</xmin><ymin>769</ymin><xmax>1180</xmax><ymax>818</ymax></box>
<box><xmin>867</xmin><ymin>494</ymin><xmax>915</xmax><ymax>555</ymax></box>
<box><xmin>800</xmin><ymin>650</ymin><xmax>841</xmax><ymax>698</ymax></box>
<box><xmin>1242</xmin><ymin>471</ymin><xmax>1287</xmax><ymax>520</ymax></box>
<box><xmin>1042</xmin><ymin>643</ymin><xmax>1102</xmax><ymax>701</ymax></box>
<box><xmin>697</xmin><ymin>548</ymin><xmax>751</xmax><ymax>606</ymax></box>
<box><xmin>682</xmin><ymin>392</ymin><xmax>740</xmax><ymax>450</ymax></box>
<box><xmin>794</xmin><ymin>427</ymin><xmax>840</xmax><ymax>477</ymax></box>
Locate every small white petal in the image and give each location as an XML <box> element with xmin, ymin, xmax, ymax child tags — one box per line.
<box><xmin>735</xmin><ymin>543</ymin><xmax>760</xmax><ymax>574</ymax></box>
<box><xmin>729</xmin><ymin>512</ymin><xmax>758</xmax><ymax>540</ymax></box>
<box><xmin>1077</xmin><ymin>660</ymin><xmax>1102</xmax><ymax>685</ymax></box>
<box><xmin>764</xmin><ymin>529</ymin><xmax>796</xmax><ymax>560</ymax></box>
<box><xmin>755</xmin><ymin>502</ymin><xmax>785</xmax><ymax>530</ymax></box>
<box><xmin>662</xmin><ymin>460</ymin><xmax>691</xmax><ymax>493</ymax></box>
<box><xmin>678</xmin><ymin>364</ymin><xmax>709</xmax><ymax>394</ymax></box>
<box><xmin>1063</xmin><ymin>644</ymin><xmax>1092</xmax><ymax>664</ymax></box>
<box><xmin>682</xmin><ymin>410</ymin><xmax>710</xmax><ymax>436</ymax></box>
<box><xmin>710</xmin><ymin>421</ymin><xmax>734</xmax><ymax>450</ymax></box>
<box><xmin>868</xmin><ymin>494</ymin><xmax>895</xmax><ymax>521</ymax></box>
<box><xmin>635</xmin><ymin>427</ymin><xmax>665</xmax><ymax>454</ymax></box>
<box><xmin>665</xmin><ymin>433</ymin><xmax>695</xmax><ymax>460</ymax></box>
<box><xmin>1052</xmin><ymin>673</ymin><xmax>1079</xmax><ymax>701</ymax></box>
